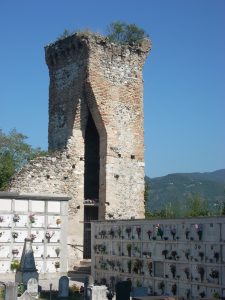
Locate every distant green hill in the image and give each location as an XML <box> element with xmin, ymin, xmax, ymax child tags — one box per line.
<box><xmin>146</xmin><ymin>169</ymin><xmax>225</xmax><ymax>214</ymax></box>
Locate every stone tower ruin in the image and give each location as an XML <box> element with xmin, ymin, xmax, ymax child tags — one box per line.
<box><xmin>10</xmin><ymin>32</ymin><xmax>151</xmax><ymax>267</ymax></box>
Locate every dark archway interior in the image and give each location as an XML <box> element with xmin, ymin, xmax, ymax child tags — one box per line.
<box><xmin>84</xmin><ymin>112</ymin><xmax>100</xmax><ymax>200</ymax></box>
<box><xmin>83</xmin><ymin>111</ymin><xmax>100</xmax><ymax>258</ymax></box>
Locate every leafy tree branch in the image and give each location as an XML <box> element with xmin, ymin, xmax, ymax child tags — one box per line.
<box><xmin>0</xmin><ymin>128</ymin><xmax>47</xmax><ymax>190</ymax></box>
<box><xmin>107</xmin><ymin>21</ymin><xmax>148</xmax><ymax>45</ymax></box>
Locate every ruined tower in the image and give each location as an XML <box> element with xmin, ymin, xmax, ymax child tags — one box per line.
<box><xmin>10</xmin><ymin>32</ymin><xmax>151</xmax><ymax>267</ymax></box>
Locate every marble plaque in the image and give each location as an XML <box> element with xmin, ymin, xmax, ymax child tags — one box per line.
<box><xmin>0</xmin><ymin>260</ymin><xmax>10</xmax><ymax>272</ymax></box>
<box><xmin>46</xmin><ymin>260</ymin><xmax>56</xmax><ymax>272</ymax></box>
<box><xmin>31</xmin><ymin>215</ymin><xmax>45</xmax><ymax>228</ymax></box>
<box><xmin>47</xmin><ymin>215</ymin><xmax>61</xmax><ymax>228</ymax></box>
<box><xmin>16</xmin><ymin>230</ymin><xmax>28</xmax><ymax>243</ymax></box>
<box><xmin>31</xmin><ymin>201</ymin><xmax>45</xmax><ymax>212</ymax></box>
<box><xmin>15</xmin><ymin>215</ymin><xmax>27</xmax><ymax>227</ymax></box>
<box><xmin>33</xmin><ymin>245</ymin><xmax>44</xmax><ymax>258</ymax></box>
<box><xmin>35</xmin><ymin>260</ymin><xmax>44</xmax><ymax>273</ymax></box>
<box><xmin>11</xmin><ymin>245</ymin><xmax>23</xmax><ymax>258</ymax></box>
<box><xmin>143</xmin><ymin>224</ymin><xmax>153</xmax><ymax>240</ymax></box>
<box><xmin>14</xmin><ymin>200</ymin><xmax>28</xmax><ymax>212</ymax></box>
<box><xmin>0</xmin><ymin>199</ymin><xmax>11</xmax><ymax>211</ymax></box>
<box><xmin>221</xmin><ymin>223</ymin><xmax>225</xmax><ymax>242</ymax></box>
<box><xmin>204</xmin><ymin>223</ymin><xmax>220</xmax><ymax>242</ymax></box>
<box><xmin>31</xmin><ymin>230</ymin><xmax>44</xmax><ymax>243</ymax></box>
<box><xmin>0</xmin><ymin>245</ymin><xmax>10</xmax><ymax>257</ymax></box>
<box><xmin>205</xmin><ymin>244</ymin><xmax>220</xmax><ymax>263</ymax></box>
<box><xmin>178</xmin><ymin>283</ymin><xmax>189</xmax><ymax>299</ymax></box>
<box><xmin>27</xmin><ymin>277</ymin><xmax>38</xmax><ymax>297</ymax></box>
<box><xmin>154</xmin><ymin>261</ymin><xmax>164</xmax><ymax>277</ymax></box>
<box><xmin>178</xmin><ymin>243</ymin><xmax>189</xmax><ymax>261</ymax></box>
<box><xmin>47</xmin><ymin>201</ymin><xmax>60</xmax><ymax>213</ymax></box>
<box><xmin>222</xmin><ymin>245</ymin><xmax>225</xmax><ymax>263</ymax></box>
<box><xmin>111</xmin><ymin>241</ymin><xmax>118</xmax><ymax>255</ymax></box>
<box><xmin>0</xmin><ymin>229</ymin><xmax>11</xmax><ymax>242</ymax></box>
<box><xmin>46</xmin><ymin>245</ymin><xmax>61</xmax><ymax>258</ymax></box>
<box><xmin>48</xmin><ymin>230</ymin><xmax>60</xmax><ymax>243</ymax></box>
<box><xmin>154</xmin><ymin>243</ymin><xmax>164</xmax><ymax>260</ymax></box>
<box><xmin>0</xmin><ymin>215</ymin><xmax>11</xmax><ymax>227</ymax></box>
<box><xmin>165</xmin><ymin>262</ymin><xmax>174</xmax><ymax>279</ymax></box>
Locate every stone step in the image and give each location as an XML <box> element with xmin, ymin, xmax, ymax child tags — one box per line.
<box><xmin>74</xmin><ymin>266</ymin><xmax>91</xmax><ymax>273</ymax></box>
<box><xmin>68</xmin><ymin>273</ymin><xmax>89</xmax><ymax>282</ymax></box>
<box><xmin>68</xmin><ymin>266</ymin><xmax>91</xmax><ymax>277</ymax></box>
<box><xmin>79</xmin><ymin>259</ymin><xmax>91</xmax><ymax>266</ymax></box>
<box><xmin>68</xmin><ymin>270</ymin><xmax>91</xmax><ymax>283</ymax></box>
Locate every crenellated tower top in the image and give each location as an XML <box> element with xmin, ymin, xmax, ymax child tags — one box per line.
<box><xmin>45</xmin><ymin>32</ymin><xmax>151</xmax><ymax>70</ymax></box>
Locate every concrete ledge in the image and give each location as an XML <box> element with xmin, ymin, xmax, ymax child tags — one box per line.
<box><xmin>0</xmin><ymin>191</ymin><xmax>71</xmax><ymax>201</ymax></box>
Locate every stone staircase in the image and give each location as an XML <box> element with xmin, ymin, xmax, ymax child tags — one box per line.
<box><xmin>68</xmin><ymin>260</ymin><xmax>91</xmax><ymax>282</ymax></box>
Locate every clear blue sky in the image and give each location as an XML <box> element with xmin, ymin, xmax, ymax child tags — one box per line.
<box><xmin>0</xmin><ymin>0</ymin><xmax>224</xmax><ymax>178</ymax></box>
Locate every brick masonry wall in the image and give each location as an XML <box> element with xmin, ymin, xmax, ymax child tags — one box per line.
<box><xmin>9</xmin><ymin>32</ymin><xmax>151</xmax><ymax>268</ymax></box>
<box><xmin>87</xmin><ymin>36</ymin><xmax>150</xmax><ymax>220</ymax></box>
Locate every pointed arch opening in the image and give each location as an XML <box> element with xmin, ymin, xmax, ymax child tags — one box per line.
<box><xmin>82</xmin><ymin>85</ymin><xmax>107</xmax><ymax>259</ymax></box>
<box><xmin>83</xmin><ymin>110</ymin><xmax>100</xmax><ymax>259</ymax></box>
<box><xmin>84</xmin><ymin>112</ymin><xmax>100</xmax><ymax>200</ymax></box>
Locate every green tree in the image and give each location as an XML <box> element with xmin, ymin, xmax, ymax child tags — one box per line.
<box><xmin>221</xmin><ymin>203</ymin><xmax>225</xmax><ymax>215</ymax></box>
<box><xmin>219</xmin><ymin>195</ymin><xmax>225</xmax><ymax>215</ymax></box>
<box><xmin>0</xmin><ymin>152</ymin><xmax>15</xmax><ymax>190</ymax></box>
<box><xmin>144</xmin><ymin>180</ymin><xmax>151</xmax><ymax>219</ymax></box>
<box><xmin>162</xmin><ymin>201</ymin><xmax>180</xmax><ymax>218</ymax></box>
<box><xmin>107</xmin><ymin>21</ymin><xmax>148</xmax><ymax>45</ymax></box>
<box><xmin>185</xmin><ymin>194</ymin><xmax>210</xmax><ymax>217</ymax></box>
<box><xmin>57</xmin><ymin>29</ymin><xmax>71</xmax><ymax>40</ymax></box>
<box><xmin>0</xmin><ymin>128</ymin><xmax>46</xmax><ymax>190</ymax></box>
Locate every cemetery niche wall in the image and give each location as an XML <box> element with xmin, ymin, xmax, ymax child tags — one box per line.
<box><xmin>0</xmin><ymin>192</ymin><xmax>69</xmax><ymax>280</ymax></box>
<box><xmin>91</xmin><ymin>217</ymin><xmax>225</xmax><ymax>299</ymax></box>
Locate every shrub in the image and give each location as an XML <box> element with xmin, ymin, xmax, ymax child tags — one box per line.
<box><xmin>0</xmin><ymin>286</ymin><xmax>5</xmax><ymax>297</ymax></box>
<box><xmin>10</xmin><ymin>260</ymin><xmax>20</xmax><ymax>271</ymax></box>
<box><xmin>69</xmin><ymin>283</ymin><xmax>80</xmax><ymax>294</ymax></box>
<box><xmin>107</xmin><ymin>21</ymin><xmax>148</xmax><ymax>45</ymax></box>
<box><xmin>58</xmin><ymin>29</ymin><xmax>71</xmax><ymax>40</ymax></box>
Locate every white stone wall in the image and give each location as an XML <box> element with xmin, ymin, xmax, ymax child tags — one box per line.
<box><xmin>91</xmin><ymin>217</ymin><xmax>225</xmax><ymax>299</ymax></box>
<box><xmin>0</xmin><ymin>193</ymin><xmax>68</xmax><ymax>279</ymax></box>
